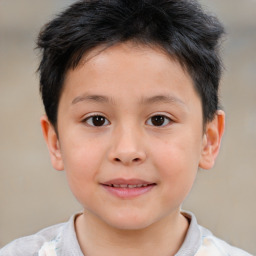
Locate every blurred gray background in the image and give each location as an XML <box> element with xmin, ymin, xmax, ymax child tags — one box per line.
<box><xmin>0</xmin><ymin>0</ymin><xmax>255</xmax><ymax>254</ymax></box>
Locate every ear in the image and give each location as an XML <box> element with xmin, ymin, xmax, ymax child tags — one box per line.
<box><xmin>199</xmin><ymin>110</ymin><xmax>225</xmax><ymax>170</ymax></box>
<box><xmin>40</xmin><ymin>115</ymin><xmax>64</xmax><ymax>171</ymax></box>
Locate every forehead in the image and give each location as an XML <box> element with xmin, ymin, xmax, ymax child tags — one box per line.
<box><xmin>79</xmin><ymin>42</ymin><xmax>186</xmax><ymax>78</ymax></box>
<box><xmin>61</xmin><ymin>42</ymin><xmax>200</xmax><ymax>110</ymax></box>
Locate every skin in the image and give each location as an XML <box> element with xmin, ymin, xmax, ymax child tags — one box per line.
<box><xmin>41</xmin><ymin>42</ymin><xmax>225</xmax><ymax>256</ymax></box>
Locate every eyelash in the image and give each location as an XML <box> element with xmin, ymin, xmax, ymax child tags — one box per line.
<box><xmin>83</xmin><ymin>114</ymin><xmax>110</xmax><ymax>127</ymax></box>
<box><xmin>146</xmin><ymin>115</ymin><xmax>172</xmax><ymax>127</ymax></box>
<box><xmin>82</xmin><ymin>114</ymin><xmax>173</xmax><ymax>127</ymax></box>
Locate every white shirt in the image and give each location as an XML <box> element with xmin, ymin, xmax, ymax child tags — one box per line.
<box><xmin>0</xmin><ymin>211</ymin><xmax>252</xmax><ymax>256</ymax></box>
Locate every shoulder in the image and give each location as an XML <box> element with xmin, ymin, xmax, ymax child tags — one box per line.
<box><xmin>0</xmin><ymin>222</ymin><xmax>65</xmax><ymax>256</ymax></box>
<box><xmin>197</xmin><ymin>225</ymin><xmax>253</xmax><ymax>256</ymax></box>
<box><xmin>179</xmin><ymin>211</ymin><xmax>253</xmax><ymax>256</ymax></box>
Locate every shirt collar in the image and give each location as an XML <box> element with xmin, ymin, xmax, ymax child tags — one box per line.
<box><xmin>59</xmin><ymin>211</ymin><xmax>202</xmax><ymax>256</ymax></box>
<box><xmin>175</xmin><ymin>211</ymin><xmax>202</xmax><ymax>256</ymax></box>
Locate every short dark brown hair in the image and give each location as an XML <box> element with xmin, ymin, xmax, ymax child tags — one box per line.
<box><xmin>37</xmin><ymin>0</ymin><xmax>225</xmax><ymax>127</ymax></box>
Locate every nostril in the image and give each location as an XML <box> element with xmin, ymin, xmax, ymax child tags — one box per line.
<box><xmin>133</xmin><ymin>158</ymin><xmax>140</xmax><ymax>162</ymax></box>
<box><xmin>114</xmin><ymin>158</ymin><xmax>121</xmax><ymax>162</ymax></box>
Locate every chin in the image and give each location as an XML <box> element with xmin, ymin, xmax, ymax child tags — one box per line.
<box><xmin>109</xmin><ymin>221</ymin><xmax>152</xmax><ymax>231</ymax></box>
<box><xmin>103</xmin><ymin>212</ymin><xmax>155</xmax><ymax>231</ymax></box>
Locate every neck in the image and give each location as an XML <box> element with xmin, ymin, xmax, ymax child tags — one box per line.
<box><xmin>75</xmin><ymin>210</ymin><xmax>189</xmax><ymax>256</ymax></box>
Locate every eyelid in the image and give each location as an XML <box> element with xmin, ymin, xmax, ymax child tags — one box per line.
<box><xmin>82</xmin><ymin>112</ymin><xmax>111</xmax><ymax>127</ymax></box>
<box><xmin>147</xmin><ymin>112</ymin><xmax>174</xmax><ymax>120</ymax></box>
<box><xmin>146</xmin><ymin>113</ymin><xmax>174</xmax><ymax>127</ymax></box>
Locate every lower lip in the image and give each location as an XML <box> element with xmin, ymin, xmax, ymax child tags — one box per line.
<box><xmin>102</xmin><ymin>184</ymin><xmax>155</xmax><ymax>199</ymax></box>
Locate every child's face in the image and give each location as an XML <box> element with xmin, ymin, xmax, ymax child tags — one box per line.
<box><xmin>42</xmin><ymin>43</ymin><xmax>219</xmax><ymax>230</ymax></box>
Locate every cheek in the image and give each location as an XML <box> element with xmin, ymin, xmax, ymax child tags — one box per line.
<box><xmin>61</xmin><ymin>131</ymin><xmax>106</xmax><ymax>171</ymax></box>
<box><xmin>151</xmin><ymin>135</ymin><xmax>201</xmax><ymax>197</ymax></box>
<box><xmin>152</xmin><ymin>135</ymin><xmax>201</xmax><ymax>171</ymax></box>
<box><xmin>60</xmin><ymin>136</ymin><xmax>106</xmax><ymax>197</ymax></box>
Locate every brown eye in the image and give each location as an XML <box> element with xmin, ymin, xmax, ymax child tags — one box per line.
<box><xmin>85</xmin><ymin>115</ymin><xmax>110</xmax><ymax>127</ymax></box>
<box><xmin>146</xmin><ymin>115</ymin><xmax>171</xmax><ymax>127</ymax></box>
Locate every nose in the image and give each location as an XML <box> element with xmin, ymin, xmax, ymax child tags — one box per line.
<box><xmin>108</xmin><ymin>126</ymin><xmax>146</xmax><ymax>166</ymax></box>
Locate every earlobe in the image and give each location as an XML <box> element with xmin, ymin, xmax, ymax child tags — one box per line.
<box><xmin>199</xmin><ymin>110</ymin><xmax>225</xmax><ymax>170</ymax></box>
<box><xmin>40</xmin><ymin>115</ymin><xmax>64</xmax><ymax>171</ymax></box>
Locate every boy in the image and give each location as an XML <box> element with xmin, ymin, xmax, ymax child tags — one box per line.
<box><xmin>0</xmin><ymin>0</ymin><xmax>252</xmax><ymax>255</ymax></box>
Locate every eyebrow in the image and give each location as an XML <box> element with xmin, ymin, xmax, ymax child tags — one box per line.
<box><xmin>72</xmin><ymin>94</ymin><xmax>113</xmax><ymax>105</ymax></box>
<box><xmin>140</xmin><ymin>95</ymin><xmax>185</xmax><ymax>106</ymax></box>
<box><xmin>71</xmin><ymin>93</ymin><xmax>186</xmax><ymax>107</ymax></box>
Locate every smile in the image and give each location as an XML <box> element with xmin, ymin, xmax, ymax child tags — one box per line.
<box><xmin>101</xmin><ymin>179</ymin><xmax>156</xmax><ymax>199</ymax></box>
<box><xmin>105</xmin><ymin>184</ymin><xmax>152</xmax><ymax>188</ymax></box>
